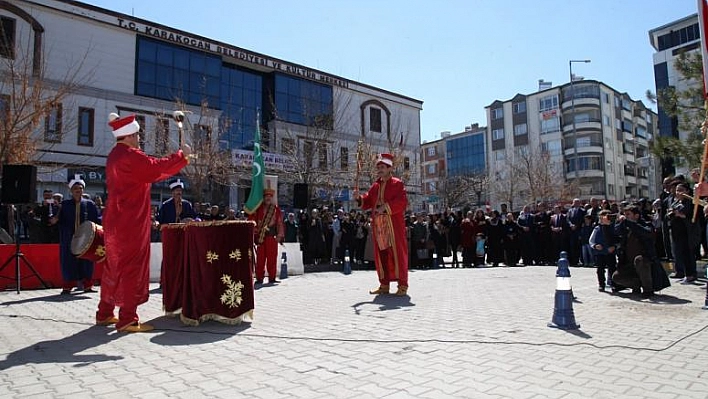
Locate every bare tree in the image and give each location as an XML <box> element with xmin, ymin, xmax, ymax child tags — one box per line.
<box><xmin>514</xmin><ymin>145</ymin><xmax>568</xmax><ymax>204</ymax></box>
<box><xmin>0</xmin><ymin>31</ymin><xmax>93</xmax><ymax>167</ymax></box>
<box><xmin>165</xmin><ymin>99</ymin><xmax>246</xmax><ymax>205</ymax></box>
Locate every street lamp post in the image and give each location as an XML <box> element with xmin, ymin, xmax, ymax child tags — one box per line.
<box><xmin>569</xmin><ymin>59</ymin><xmax>591</xmax><ymax>196</ymax></box>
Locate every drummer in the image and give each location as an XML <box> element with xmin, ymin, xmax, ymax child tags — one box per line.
<box><xmin>51</xmin><ymin>174</ymin><xmax>100</xmax><ymax>295</ymax></box>
<box><xmin>157</xmin><ymin>179</ymin><xmax>197</xmax><ymax>225</ymax></box>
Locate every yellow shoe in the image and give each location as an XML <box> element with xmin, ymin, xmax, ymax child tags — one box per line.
<box><xmin>394</xmin><ymin>286</ymin><xmax>408</xmax><ymax>296</ymax></box>
<box><xmin>369</xmin><ymin>285</ymin><xmax>390</xmax><ymax>295</ymax></box>
<box><xmin>95</xmin><ymin>316</ymin><xmax>119</xmax><ymax>326</ymax></box>
<box><xmin>118</xmin><ymin>323</ymin><xmax>155</xmax><ymax>333</ymax></box>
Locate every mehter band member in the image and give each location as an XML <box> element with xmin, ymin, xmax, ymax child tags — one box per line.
<box><xmin>96</xmin><ymin>113</ymin><xmax>191</xmax><ymax>333</ymax></box>
<box><xmin>355</xmin><ymin>153</ymin><xmax>409</xmax><ymax>296</ymax></box>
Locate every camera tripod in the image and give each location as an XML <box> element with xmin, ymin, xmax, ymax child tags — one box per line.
<box><xmin>0</xmin><ymin>227</ymin><xmax>48</xmax><ymax>294</ymax></box>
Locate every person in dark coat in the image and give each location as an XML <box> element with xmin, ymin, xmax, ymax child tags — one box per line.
<box><xmin>53</xmin><ymin>175</ymin><xmax>100</xmax><ymax>294</ymax></box>
<box><xmin>502</xmin><ymin>212</ymin><xmax>520</xmax><ymax>266</ymax></box>
<box><xmin>484</xmin><ymin>211</ymin><xmax>505</xmax><ymax>267</ymax></box>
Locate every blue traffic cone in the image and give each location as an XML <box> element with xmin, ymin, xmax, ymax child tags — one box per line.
<box><xmin>343</xmin><ymin>249</ymin><xmax>352</xmax><ymax>275</ymax></box>
<box><xmin>279</xmin><ymin>252</ymin><xmax>288</xmax><ymax>280</ymax></box>
<box><xmin>548</xmin><ymin>251</ymin><xmax>580</xmax><ymax>330</ymax></box>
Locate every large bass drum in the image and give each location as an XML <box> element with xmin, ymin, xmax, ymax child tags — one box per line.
<box><xmin>70</xmin><ymin>221</ymin><xmax>106</xmax><ymax>262</ymax></box>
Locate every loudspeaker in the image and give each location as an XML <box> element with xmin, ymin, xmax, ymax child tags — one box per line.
<box><xmin>1</xmin><ymin>165</ymin><xmax>37</xmax><ymax>204</ymax></box>
<box><xmin>293</xmin><ymin>183</ymin><xmax>309</xmax><ymax>209</ymax></box>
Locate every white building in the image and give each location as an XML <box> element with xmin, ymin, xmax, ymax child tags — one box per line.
<box><xmin>649</xmin><ymin>14</ymin><xmax>701</xmax><ymax>178</ymax></box>
<box><xmin>1</xmin><ymin>0</ymin><xmax>422</xmax><ymax>209</ymax></box>
<box><xmin>486</xmin><ymin>80</ymin><xmax>658</xmax><ymax>210</ymax></box>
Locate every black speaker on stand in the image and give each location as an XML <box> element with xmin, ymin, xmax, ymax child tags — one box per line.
<box><xmin>293</xmin><ymin>183</ymin><xmax>309</xmax><ymax>209</ymax></box>
<box><xmin>0</xmin><ymin>165</ymin><xmax>48</xmax><ymax>293</ymax></box>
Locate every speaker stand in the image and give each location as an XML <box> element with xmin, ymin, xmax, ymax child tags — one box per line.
<box><xmin>0</xmin><ymin>232</ymin><xmax>49</xmax><ymax>294</ymax></box>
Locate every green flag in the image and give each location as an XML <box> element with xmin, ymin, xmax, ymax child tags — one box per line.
<box><xmin>244</xmin><ymin>120</ymin><xmax>264</xmax><ymax>214</ymax></box>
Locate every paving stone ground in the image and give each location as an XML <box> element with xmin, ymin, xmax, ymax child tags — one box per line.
<box><xmin>1</xmin><ymin>264</ymin><xmax>707</xmax><ymax>398</ymax></box>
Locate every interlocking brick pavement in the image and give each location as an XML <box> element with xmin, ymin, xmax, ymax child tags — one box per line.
<box><xmin>1</xmin><ymin>265</ymin><xmax>707</xmax><ymax>398</ymax></box>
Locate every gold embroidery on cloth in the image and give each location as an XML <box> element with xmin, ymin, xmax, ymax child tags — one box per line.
<box><xmin>220</xmin><ymin>274</ymin><xmax>244</xmax><ymax>308</ymax></box>
<box><xmin>95</xmin><ymin>245</ymin><xmax>106</xmax><ymax>258</ymax></box>
<box><xmin>229</xmin><ymin>249</ymin><xmax>242</xmax><ymax>261</ymax></box>
<box><xmin>206</xmin><ymin>251</ymin><xmax>219</xmax><ymax>263</ymax></box>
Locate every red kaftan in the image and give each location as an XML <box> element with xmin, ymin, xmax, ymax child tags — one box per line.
<box><xmin>98</xmin><ymin>143</ymin><xmax>188</xmax><ymax>328</ymax></box>
<box><xmin>359</xmin><ymin>176</ymin><xmax>409</xmax><ymax>287</ymax></box>
<box><xmin>248</xmin><ymin>204</ymin><xmax>284</xmax><ymax>281</ymax></box>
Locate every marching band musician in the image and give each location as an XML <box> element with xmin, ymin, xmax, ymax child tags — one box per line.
<box><xmin>157</xmin><ymin>179</ymin><xmax>197</xmax><ymax>225</ymax></box>
<box><xmin>96</xmin><ymin>113</ymin><xmax>191</xmax><ymax>333</ymax></box>
<box><xmin>52</xmin><ymin>175</ymin><xmax>100</xmax><ymax>295</ymax></box>
<box><xmin>249</xmin><ymin>188</ymin><xmax>284</xmax><ymax>285</ymax></box>
<box><xmin>354</xmin><ymin>153</ymin><xmax>410</xmax><ymax>296</ymax></box>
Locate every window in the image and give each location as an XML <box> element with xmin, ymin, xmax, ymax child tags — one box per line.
<box><xmin>318</xmin><ymin>143</ymin><xmax>327</xmax><ymax>170</ymax></box>
<box><xmin>427</xmin><ymin>163</ymin><xmax>437</xmax><ymax>175</ymax></box>
<box><xmin>220</xmin><ymin>63</ymin><xmax>264</xmax><ymax>149</ymax></box>
<box><xmin>565</xmin><ymin>156</ymin><xmax>603</xmax><ymax>172</ymax></box>
<box><xmin>77</xmin><ymin>107</ymin><xmax>94</xmax><ymax>146</ymax></box>
<box><xmin>274</xmin><ymin>73</ymin><xmax>333</xmax><ymax>128</ymax></box>
<box><xmin>494</xmin><ymin>151</ymin><xmax>505</xmax><ymax>161</ymax></box>
<box><xmin>603</xmin><ymin>115</ymin><xmax>610</xmax><ymax>126</ymax></box>
<box><xmin>608</xmin><ymin>184</ymin><xmax>615</xmax><ymax>196</ymax></box>
<box><xmin>44</xmin><ymin>104</ymin><xmax>62</xmax><ymax>143</ymax></box>
<box><xmin>0</xmin><ymin>95</ymin><xmax>10</xmax><ymax>125</ymax></box>
<box><xmin>303</xmin><ymin>140</ymin><xmax>314</xmax><ymax>168</ymax></box>
<box><xmin>606</xmin><ymin>161</ymin><xmax>613</xmax><ymax>173</ymax></box>
<box><xmin>614</xmin><ymin>97</ymin><xmax>620</xmax><ymax>108</ymax></box>
<box><xmin>282</xmin><ymin>138</ymin><xmax>295</xmax><ymax>155</ymax></box>
<box><xmin>602</xmin><ymin>92</ymin><xmax>609</xmax><ymax>104</ymax></box>
<box><xmin>513</xmin><ymin>123</ymin><xmax>527</xmax><ymax>136</ymax></box>
<box><xmin>636</xmin><ymin>126</ymin><xmax>647</xmax><ymax>139</ymax></box>
<box><xmin>136</xmin><ymin>37</ymin><xmax>221</xmax><ymax>106</ymax></box>
<box><xmin>491</xmin><ymin>108</ymin><xmax>504</xmax><ymax>120</ymax></box>
<box><xmin>646</xmin><ymin>113</ymin><xmax>653</xmax><ymax>124</ymax></box>
<box><xmin>136</xmin><ymin>115</ymin><xmax>146</xmax><ymax>150</ymax></box>
<box><xmin>513</xmin><ymin>102</ymin><xmax>526</xmax><ymax>114</ymax></box>
<box><xmin>370</xmin><ymin>108</ymin><xmax>382</xmax><ymax>132</ymax></box>
<box><xmin>615</xmin><ymin>118</ymin><xmax>621</xmax><ymax>130</ymax></box>
<box><xmin>428</xmin><ymin>181</ymin><xmax>436</xmax><ymax>192</ymax></box>
<box><xmin>540</xmin><ymin>116</ymin><xmax>560</xmax><ymax>134</ymax></box>
<box><xmin>340</xmin><ymin>147</ymin><xmax>349</xmax><ymax>170</ymax></box>
<box><xmin>194</xmin><ymin>124</ymin><xmax>211</xmax><ymax>153</ymax></box>
<box><xmin>576</xmin><ymin>137</ymin><xmax>591</xmax><ymax>148</ymax></box>
<box><xmin>539</xmin><ymin>95</ymin><xmax>559</xmax><ymax>111</ymax></box>
<box><xmin>403</xmin><ymin>156</ymin><xmax>410</xmax><ymax>170</ymax></box>
<box><xmin>621</xmin><ymin>98</ymin><xmax>632</xmax><ymax>111</ymax></box>
<box><xmin>427</xmin><ymin>146</ymin><xmax>436</xmax><ymax>157</ymax></box>
<box><xmin>492</xmin><ymin>128</ymin><xmax>504</xmax><ymax>140</ymax></box>
<box><xmin>563</xmin><ymin>83</ymin><xmax>600</xmax><ymax>102</ymax></box>
<box><xmin>154</xmin><ymin>117</ymin><xmax>169</xmax><ymax>154</ymax></box>
<box><xmin>0</xmin><ymin>17</ymin><xmax>15</xmax><ymax>59</ymax></box>
<box><xmin>541</xmin><ymin>140</ymin><xmax>561</xmax><ymax>156</ymax></box>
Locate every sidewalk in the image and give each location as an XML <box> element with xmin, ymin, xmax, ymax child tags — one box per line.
<box><xmin>1</xmin><ymin>266</ymin><xmax>707</xmax><ymax>398</ymax></box>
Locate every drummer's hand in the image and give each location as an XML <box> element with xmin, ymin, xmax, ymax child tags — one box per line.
<box><xmin>181</xmin><ymin>143</ymin><xmax>192</xmax><ymax>157</ymax></box>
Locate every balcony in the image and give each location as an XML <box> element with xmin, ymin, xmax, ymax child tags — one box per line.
<box><xmin>562</xmin><ymin>119</ymin><xmax>602</xmax><ymax>132</ymax></box>
<box><xmin>561</xmin><ymin>97</ymin><xmax>601</xmax><ymax>110</ymax></box>
<box><xmin>565</xmin><ymin>170</ymin><xmax>604</xmax><ymax>179</ymax></box>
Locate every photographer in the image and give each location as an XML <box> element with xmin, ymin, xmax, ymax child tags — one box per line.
<box><xmin>614</xmin><ymin>205</ymin><xmax>659</xmax><ymax>298</ymax></box>
<box><xmin>667</xmin><ymin>183</ymin><xmax>699</xmax><ymax>284</ymax></box>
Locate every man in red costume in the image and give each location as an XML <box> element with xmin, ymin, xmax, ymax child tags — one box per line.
<box><xmin>96</xmin><ymin>113</ymin><xmax>191</xmax><ymax>332</ymax></box>
<box><xmin>249</xmin><ymin>188</ymin><xmax>284</xmax><ymax>285</ymax></box>
<box><xmin>355</xmin><ymin>153</ymin><xmax>409</xmax><ymax>296</ymax></box>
